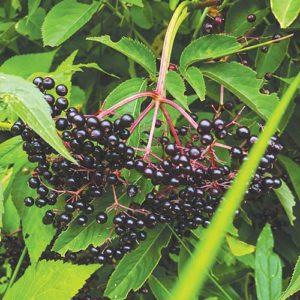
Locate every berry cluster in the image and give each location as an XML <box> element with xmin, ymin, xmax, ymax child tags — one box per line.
<box><xmin>12</xmin><ymin>76</ymin><xmax>284</xmax><ymax>265</ymax></box>
<box><xmin>0</xmin><ymin>235</ymin><xmax>30</xmax><ymax>281</ymax></box>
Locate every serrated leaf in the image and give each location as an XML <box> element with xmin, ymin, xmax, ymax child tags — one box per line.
<box><xmin>0</xmin><ymin>73</ymin><xmax>76</xmax><ymax>163</ymax></box>
<box><xmin>279</xmin><ymin>155</ymin><xmax>300</xmax><ymax>200</ymax></box>
<box><xmin>255</xmin><ymin>224</ymin><xmax>282</xmax><ymax>300</ymax></box>
<box><xmin>42</xmin><ymin>0</ymin><xmax>101</xmax><ymax>47</ymax></box>
<box><xmin>87</xmin><ymin>35</ymin><xmax>157</xmax><ymax>76</ymax></box>
<box><xmin>274</xmin><ymin>180</ymin><xmax>296</xmax><ymax>225</ymax></box>
<box><xmin>148</xmin><ymin>275</ymin><xmax>172</xmax><ymax>300</ymax></box>
<box><xmin>280</xmin><ymin>257</ymin><xmax>300</xmax><ymax>300</ymax></box>
<box><xmin>271</xmin><ymin>0</ymin><xmax>300</xmax><ymax>29</ymax></box>
<box><xmin>183</xmin><ymin>67</ymin><xmax>206</xmax><ymax>101</ymax></box>
<box><xmin>200</xmin><ymin>62</ymin><xmax>279</xmax><ymax>120</ymax></box>
<box><xmin>52</xmin><ymin>190</ymin><xmax>116</xmax><ymax>255</ymax></box>
<box><xmin>180</xmin><ymin>35</ymin><xmax>242</xmax><ymax>69</ymax></box>
<box><xmin>3</xmin><ymin>261</ymin><xmax>99</xmax><ymax>300</ymax></box>
<box><xmin>0</xmin><ymin>51</ymin><xmax>56</xmax><ymax>78</ymax></box>
<box><xmin>225</xmin><ymin>235</ymin><xmax>255</xmax><ymax>257</ymax></box>
<box><xmin>255</xmin><ymin>25</ymin><xmax>290</xmax><ymax>78</ymax></box>
<box><xmin>104</xmin><ymin>225</ymin><xmax>171</xmax><ymax>299</ymax></box>
<box><xmin>103</xmin><ymin>77</ymin><xmax>147</xmax><ymax>118</ymax></box>
<box><xmin>166</xmin><ymin>71</ymin><xmax>189</xmax><ymax>111</ymax></box>
<box><xmin>225</xmin><ymin>1</ymin><xmax>269</xmax><ymax>37</ymax></box>
<box><xmin>16</xmin><ymin>7</ymin><xmax>45</xmax><ymax>41</ymax></box>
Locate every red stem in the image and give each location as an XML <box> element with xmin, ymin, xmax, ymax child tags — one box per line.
<box><xmin>96</xmin><ymin>91</ymin><xmax>156</xmax><ymax>119</ymax></box>
<box><xmin>129</xmin><ymin>101</ymin><xmax>155</xmax><ymax>133</ymax></box>
<box><xmin>160</xmin><ymin>104</ymin><xmax>184</xmax><ymax>153</ymax></box>
<box><xmin>160</xmin><ymin>97</ymin><xmax>198</xmax><ymax>130</ymax></box>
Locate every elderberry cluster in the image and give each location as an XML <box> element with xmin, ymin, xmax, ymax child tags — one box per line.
<box><xmin>12</xmin><ymin>76</ymin><xmax>284</xmax><ymax>265</ymax></box>
<box><xmin>0</xmin><ymin>235</ymin><xmax>30</xmax><ymax>281</ymax></box>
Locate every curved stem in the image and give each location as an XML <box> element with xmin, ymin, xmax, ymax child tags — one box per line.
<box><xmin>96</xmin><ymin>91</ymin><xmax>156</xmax><ymax>119</ymax></box>
<box><xmin>160</xmin><ymin>97</ymin><xmax>198</xmax><ymax>130</ymax></box>
<box><xmin>155</xmin><ymin>1</ymin><xmax>191</xmax><ymax>96</ymax></box>
<box><xmin>129</xmin><ymin>101</ymin><xmax>155</xmax><ymax>133</ymax></box>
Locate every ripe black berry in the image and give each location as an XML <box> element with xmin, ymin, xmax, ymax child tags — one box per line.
<box><xmin>120</xmin><ymin>114</ymin><xmax>134</xmax><ymax>128</ymax></box>
<box><xmin>56</xmin><ymin>84</ymin><xmax>68</xmax><ymax>96</ymax></box>
<box><xmin>42</xmin><ymin>77</ymin><xmax>55</xmax><ymax>90</ymax></box>
<box><xmin>247</xmin><ymin>14</ymin><xmax>256</xmax><ymax>23</ymax></box>
<box><xmin>96</xmin><ymin>212</ymin><xmax>108</xmax><ymax>224</ymax></box>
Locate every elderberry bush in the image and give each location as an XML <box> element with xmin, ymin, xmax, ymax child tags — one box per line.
<box><xmin>0</xmin><ymin>0</ymin><xmax>300</xmax><ymax>299</ymax></box>
<box><xmin>12</xmin><ymin>75</ymin><xmax>284</xmax><ymax>265</ymax></box>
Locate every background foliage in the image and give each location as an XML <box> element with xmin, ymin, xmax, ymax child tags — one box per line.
<box><xmin>0</xmin><ymin>0</ymin><xmax>300</xmax><ymax>299</ymax></box>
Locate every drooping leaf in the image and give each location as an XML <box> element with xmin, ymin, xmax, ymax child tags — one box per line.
<box><xmin>270</xmin><ymin>0</ymin><xmax>300</xmax><ymax>29</ymax></box>
<box><xmin>225</xmin><ymin>235</ymin><xmax>255</xmax><ymax>257</ymax></box>
<box><xmin>104</xmin><ymin>225</ymin><xmax>171</xmax><ymax>299</ymax></box>
<box><xmin>255</xmin><ymin>25</ymin><xmax>290</xmax><ymax>78</ymax></box>
<box><xmin>183</xmin><ymin>67</ymin><xmax>206</xmax><ymax>101</ymax></box>
<box><xmin>3</xmin><ymin>261</ymin><xmax>99</xmax><ymax>300</ymax></box>
<box><xmin>11</xmin><ymin>167</ymin><xmax>56</xmax><ymax>262</ymax></box>
<box><xmin>0</xmin><ymin>73</ymin><xmax>76</xmax><ymax>163</ymax></box>
<box><xmin>42</xmin><ymin>0</ymin><xmax>101</xmax><ymax>47</ymax></box>
<box><xmin>148</xmin><ymin>275</ymin><xmax>172</xmax><ymax>300</ymax></box>
<box><xmin>2</xmin><ymin>194</ymin><xmax>20</xmax><ymax>234</ymax></box>
<box><xmin>274</xmin><ymin>180</ymin><xmax>296</xmax><ymax>225</ymax></box>
<box><xmin>103</xmin><ymin>77</ymin><xmax>147</xmax><ymax>118</ymax></box>
<box><xmin>225</xmin><ymin>1</ymin><xmax>269</xmax><ymax>37</ymax></box>
<box><xmin>200</xmin><ymin>62</ymin><xmax>279</xmax><ymax>120</ymax></box>
<box><xmin>279</xmin><ymin>155</ymin><xmax>300</xmax><ymax>200</ymax></box>
<box><xmin>0</xmin><ymin>136</ymin><xmax>23</xmax><ymax>168</ymax></box>
<box><xmin>166</xmin><ymin>71</ymin><xmax>189</xmax><ymax>111</ymax></box>
<box><xmin>279</xmin><ymin>257</ymin><xmax>300</xmax><ymax>300</ymax></box>
<box><xmin>0</xmin><ymin>51</ymin><xmax>56</xmax><ymax>78</ymax></box>
<box><xmin>255</xmin><ymin>224</ymin><xmax>282</xmax><ymax>300</ymax></box>
<box><xmin>180</xmin><ymin>35</ymin><xmax>242</xmax><ymax>69</ymax></box>
<box><xmin>28</xmin><ymin>0</ymin><xmax>41</xmax><ymax>16</ymax></box>
<box><xmin>87</xmin><ymin>35</ymin><xmax>157</xmax><ymax>76</ymax></box>
<box><xmin>168</xmin><ymin>72</ymin><xmax>300</xmax><ymax>300</ymax></box>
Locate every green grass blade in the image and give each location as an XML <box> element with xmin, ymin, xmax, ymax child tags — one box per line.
<box><xmin>169</xmin><ymin>72</ymin><xmax>300</xmax><ymax>300</ymax></box>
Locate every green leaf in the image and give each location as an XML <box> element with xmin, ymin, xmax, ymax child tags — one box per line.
<box><xmin>255</xmin><ymin>25</ymin><xmax>290</xmax><ymax>78</ymax></box>
<box><xmin>279</xmin><ymin>155</ymin><xmax>300</xmax><ymax>200</ymax></box>
<box><xmin>225</xmin><ymin>235</ymin><xmax>255</xmax><ymax>257</ymax></box>
<box><xmin>3</xmin><ymin>261</ymin><xmax>99</xmax><ymax>300</ymax></box>
<box><xmin>42</xmin><ymin>0</ymin><xmax>101</xmax><ymax>47</ymax></box>
<box><xmin>148</xmin><ymin>275</ymin><xmax>172</xmax><ymax>300</ymax></box>
<box><xmin>0</xmin><ymin>182</ymin><xmax>3</xmax><ymax>237</ymax></box>
<box><xmin>280</xmin><ymin>257</ymin><xmax>300</xmax><ymax>300</ymax></box>
<box><xmin>87</xmin><ymin>35</ymin><xmax>156</xmax><ymax>76</ymax></box>
<box><xmin>52</xmin><ymin>191</ymin><xmax>116</xmax><ymax>255</ymax></box>
<box><xmin>104</xmin><ymin>225</ymin><xmax>171</xmax><ymax>299</ymax></box>
<box><xmin>255</xmin><ymin>224</ymin><xmax>282</xmax><ymax>300</ymax></box>
<box><xmin>271</xmin><ymin>0</ymin><xmax>300</xmax><ymax>29</ymax></box>
<box><xmin>2</xmin><ymin>194</ymin><xmax>20</xmax><ymax>234</ymax></box>
<box><xmin>274</xmin><ymin>180</ymin><xmax>296</xmax><ymax>225</ymax></box>
<box><xmin>103</xmin><ymin>77</ymin><xmax>147</xmax><ymax>118</ymax></box>
<box><xmin>183</xmin><ymin>67</ymin><xmax>206</xmax><ymax>101</ymax></box>
<box><xmin>122</xmin><ymin>0</ymin><xmax>144</xmax><ymax>7</ymax></box>
<box><xmin>169</xmin><ymin>0</ymin><xmax>179</xmax><ymax>10</ymax></box>
<box><xmin>166</xmin><ymin>71</ymin><xmax>189</xmax><ymax>111</ymax></box>
<box><xmin>28</xmin><ymin>0</ymin><xmax>41</xmax><ymax>16</ymax></box>
<box><xmin>16</xmin><ymin>7</ymin><xmax>45</xmax><ymax>41</ymax></box>
<box><xmin>180</xmin><ymin>35</ymin><xmax>242</xmax><ymax>69</ymax></box>
<box><xmin>0</xmin><ymin>73</ymin><xmax>76</xmax><ymax>163</ymax></box>
<box><xmin>11</xmin><ymin>167</ymin><xmax>56</xmax><ymax>262</ymax></box>
<box><xmin>225</xmin><ymin>1</ymin><xmax>269</xmax><ymax>37</ymax></box>
<box><xmin>0</xmin><ymin>136</ymin><xmax>23</xmax><ymax>168</ymax></box>
<box><xmin>0</xmin><ymin>51</ymin><xmax>56</xmax><ymax>78</ymax></box>
<box><xmin>168</xmin><ymin>72</ymin><xmax>300</xmax><ymax>300</ymax></box>
<box><xmin>200</xmin><ymin>62</ymin><xmax>279</xmax><ymax>120</ymax></box>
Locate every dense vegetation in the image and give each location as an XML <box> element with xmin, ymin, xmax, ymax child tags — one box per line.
<box><xmin>0</xmin><ymin>0</ymin><xmax>300</xmax><ymax>299</ymax></box>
